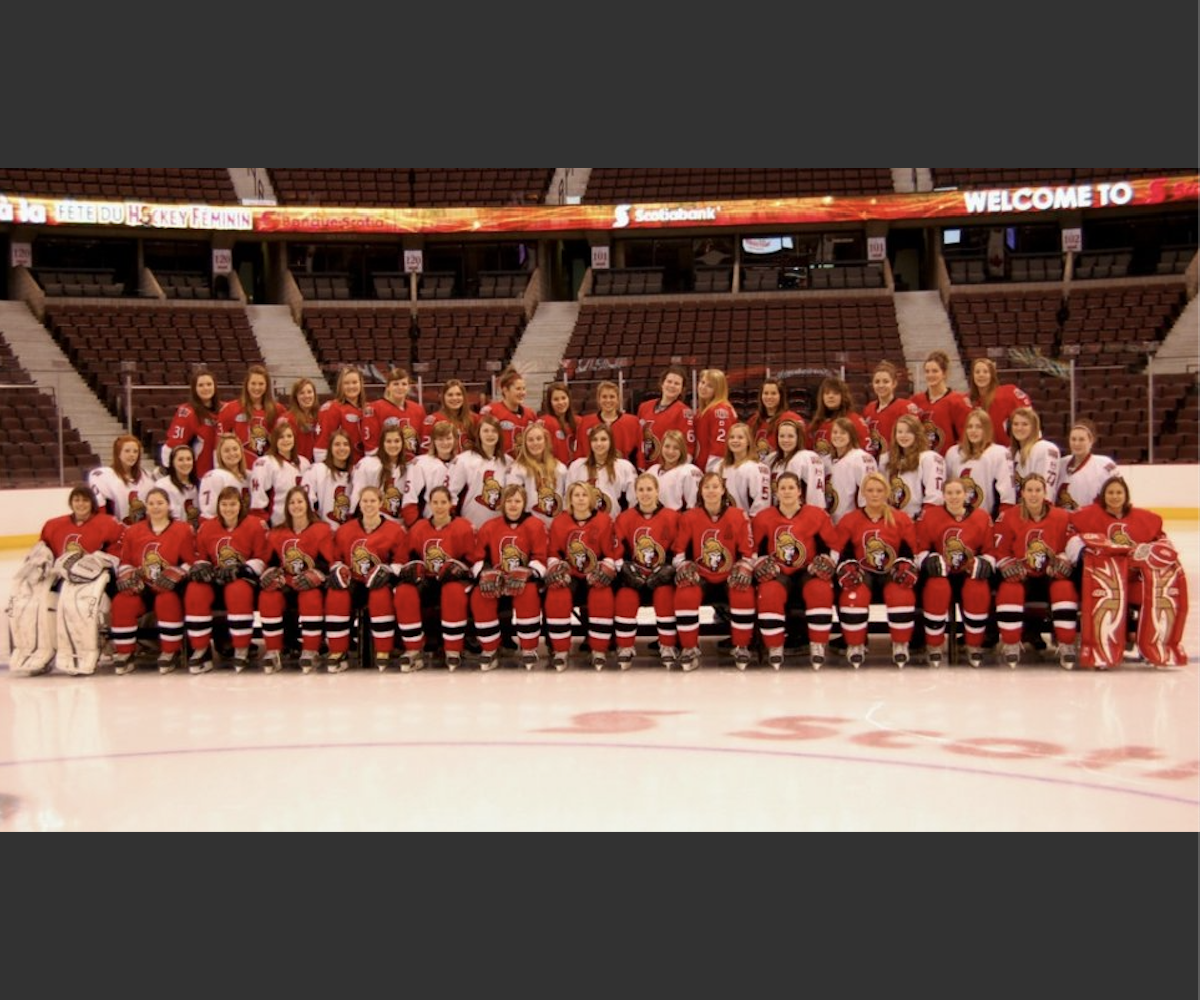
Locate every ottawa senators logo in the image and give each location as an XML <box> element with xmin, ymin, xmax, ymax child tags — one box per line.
<box><xmin>64</xmin><ymin>536</ymin><xmax>86</xmax><ymax>560</ymax></box>
<box><xmin>1024</xmin><ymin>533</ymin><xmax>1052</xmax><ymax>574</ymax></box>
<box><xmin>589</xmin><ymin>483</ymin><xmax>608</xmax><ymax>514</ymax></box>
<box><xmin>774</xmin><ymin>528</ymin><xmax>806</xmax><ymax>569</ymax></box>
<box><xmin>1055</xmin><ymin>484</ymin><xmax>1078</xmax><ymax>512</ymax></box>
<box><xmin>382</xmin><ymin>484</ymin><xmax>404</xmax><ymax>519</ymax></box>
<box><xmin>923</xmin><ymin>420</ymin><xmax>943</xmax><ymax>453</ymax></box>
<box><xmin>756</xmin><ymin>437</ymin><xmax>772</xmax><ymax>462</ymax></box>
<box><xmin>402</xmin><ymin>424</ymin><xmax>419</xmax><ymax>455</ymax></box>
<box><xmin>423</xmin><ymin>542</ymin><xmax>448</xmax><ymax>576</ymax></box>
<box><xmin>500</xmin><ymin>539</ymin><xmax>526</xmax><ymax>572</ymax></box>
<box><xmin>126</xmin><ymin>492</ymin><xmax>147</xmax><ymax>525</ymax></box>
<box><xmin>825</xmin><ymin>481</ymin><xmax>838</xmax><ymax>513</ymax></box>
<box><xmin>889</xmin><ymin>475</ymin><xmax>910</xmax><ymax>511</ymax></box>
<box><xmin>1107</xmin><ymin>523</ymin><xmax>1134</xmax><ymax>548</ymax></box>
<box><xmin>142</xmin><ymin>545</ymin><xmax>166</xmax><ymax>582</ymax></box>
<box><xmin>633</xmin><ymin>528</ymin><xmax>664</xmax><ymax>570</ymax></box>
<box><xmin>217</xmin><ymin>538</ymin><xmax>241</xmax><ymax>570</ymax></box>
<box><xmin>536</xmin><ymin>484</ymin><xmax>561</xmax><ymax>518</ymax></box>
<box><xmin>815</xmin><ymin>437</ymin><xmax>833</xmax><ymax>458</ymax></box>
<box><xmin>283</xmin><ymin>541</ymin><xmax>313</xmax><ymax>576</ymax></box>
<box><xmin>870</xmin><ymin>429</ymin><xmax>885</xmax><ymax>458</ymax></box>
<box><xmin>862</xmin><ymin>531</ymin><xmax>896</xmax><ymax>573</ymax></box>
<box><xmin>332</xmin><ymin>487</ymin><xmax>351</xmax><ymax>524</ymax></box>
<box><xmin>943</xmin><ymin>531</ymin><xmax>970</xmax><ymax>572</ymax></box>
<box><xmin>568</xmin><ymin>536</ymin><xmax>595</xmax><ymax>575</ymax></box>
<box><xmin>959</xmin><ymin>474</ymin><xmax>982</xmax><ymax>513</ymax></box>
<box><xmin>183</xmin><ymin>499</ymin><xmax>199</xmax><ymax>530</ymax></box>
<box><xmin>699</xmin><ymin>531</ymin><xmax>731</xmax><ymax>575</ymax></box>
<box><xmin>352</xmin><ymin>541</ymin><xmax>379</xmax><ymax>577</ymax></box>
<box><xmin>476</xmin><ymin>474</ymin><xmax>503</xmax><ymax>512</ymax></box>
<box><xmin>250</xmin><ymin>423</ymin><xmax>269</xmax><ymax>457</ymax></box>
<box><xmin>642</xmin><ymin>429</ymin><xmax>658</xmax><ymax>463</ymax></box>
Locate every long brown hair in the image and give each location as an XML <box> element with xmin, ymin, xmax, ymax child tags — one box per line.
<box><xmin>812</xmin><ymin>377</ymin><xmax>855</xmax><ymax>425</ymax></box>
<box><xmin>110</xmin><ymin>434</ymin><xmax>146</xmax><ymax>484</ymax></box>
<box><xmin>885</xmin><ymin>414</ymin><xmax>928</xmax><ymax>475</ymax></box>
<box><xmin>240</xmin><ymin>364</ymin><xmax>281</xmax><ymax>428</ymax></box>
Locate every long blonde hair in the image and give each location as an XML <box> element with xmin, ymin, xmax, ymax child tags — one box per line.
<box><xmin>886</xmin><ymin>414</ymin><xmax>928</xmax><ymax>475</ymax></box>
<box><xmin>860</xmin><ymin>471</ymin><xmax>897</xmax><ymax>527</ymax></box>
<box><xmin>1009</xmin><ymin>406</ymin><xmax>1044</xmax><ymax>465</ymax></box>
<box><xmin>699</xmin><ymin>369</ymin><xmax>731</xmax><ymax>416</ymax></box>
<box><xmin>513</xmin><ymin>423</ymin><xmax>561</xmax><ymax>486</ymax></box>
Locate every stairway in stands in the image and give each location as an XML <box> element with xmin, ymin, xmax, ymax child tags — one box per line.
<box><xmin>893</xmin><ymin>291</ymin><xmax>969</xmax><ymax>394</ymax></box>
<box><xmin>508</xmin><ymin>302</ymin><xmax>580</xmax><ymax>405</ymax></box>
<box><xmin>246</xmin><ymin>306</ymin><xmax>331</xmax><ymax>396</ymax></box>
<box><xmin>0</xmin><ymin>300</ymin><xmax>127</xmax><ymax>467</ymax></box>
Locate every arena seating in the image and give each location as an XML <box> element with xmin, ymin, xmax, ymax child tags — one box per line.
<box><xmin>930</xmin><ymin>168</ymin><xmax>1196</xmax><ymax>189</ymax></box>
<box><xmin>948</xmin><ymin>281</ymin><xmax>1191</xmax><ymax>463</ymax></box>
<box><xmin>157</xmin><ymin>273</ymin><xmax>215</xmax><ymax>300</ymax></box>
<box><xmin>563</xmin><ymin>295</ymin><xmax>903</xmax><ymax>416</ymax></box>
<box><xmin>0</xmin><ymin>168</ymin><xmax>237</xmax><ymax>203</ymax></box>
<box><xmin>35</xmin><ymin>268</ymin><xmax>128</xmax><ymax>298</ymax></box>
<box><xmin>41</xmin><ymin>304</ymin><xmax>263</xmax><ymax>454</ymax></box>
<box><xmin>268</xmin><ymin>168</ymin><xmax>554</xmax><ymax>207</ymax></box>
<box><xmin>0</xmin><ymin>332</ymin><xmax>100</xmax><ymax>486</ymax></box>
<box><xmin>300</xmin><ymin>305</ymin><xmax>526</xmax><ymax>408</ymax></box>
<box><xmin>584</xmin><ymin>168</ymin><xmax>896</xmax><ymax>203</ymax></box>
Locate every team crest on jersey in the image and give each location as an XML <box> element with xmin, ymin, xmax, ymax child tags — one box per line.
<box><xmin>642</xmin><ymin>428</ymin><xmax>657</xmax><ymax>461</ymax></box>
<box><xmin>1107</xmin><ymin>523</ymin><xmax>1135</xmax><ymax>548</ymax></box>
<box><xmin>1024</xmin><ymin>532</ymin><xmax>1052</xmax><ymax>573</ymax></box>
<box><xmin>383</xmin><ymin>485</ymin><xmax>403</xmax><ymax>518</ymax></box>
<box><xmin>352</xmin><ymin>541</ymin><xmax>380</xmax><ymax>577</ymax></box>
<box><xmin>815</xmin><ymin>438</ymin><xmax>833</xmax><ymax>458</ymax></box>
<box><xmin>402</xmin><ymin>424</ymin><xmax>419</xmax><ymax>454</ymax></box>
<box><xmin>889</xmin><ymin>475</ymin><xmax>910</xmax><ymax>511</ymax></box>
<box><xmin>500</xmin><ymin>538</ymin><xmax>527</xmax><ymax>572</ymax></box>
<box><xmin>423</xmin><ymin>541</ymin><xmax>449</xmax><ymax>575</ymax></box>
<box><xmin>943</xmin><ymin>530</ymin><xmax>971</xmax><ymax>572</ymax></box>
<box><xmin>862</xmin><ymin>531</ymin><xmax>897</xmax><ymax>573</ymax></box>
<box><xmin>700</xmin><ymin>531</ymin><xmax>732</xmax><ymax>575</ymax></box>
<box><xmin>127</xmin><ymin>492</ymin><xmax>147</xmax><ymax>525</ymax></box>
<box><xmin>1055</xmin><ymin>485</ymin><xmax>1078</xmax><ymax>512</ymax></box>
<box><xmin>632</xmin><ymin>528</ymin><xmax>665</xmax><ymax>570</ymax></box>
<box><xmin>217</xmin><ymin>538</ymin><xmax>241</xmax><ymax>570</ymax></box>
<box><xmin>923</xmin><ymin>420</ymin><xmax>943</xmax><ymax>453</ymax></box>
<box><xmin>535</xmin><ymin>484</ymin><xmax>561</xmax><ymax>518</ymax></box>
<box><xmin>332</xmin><ymin>487</ymin><xmax>351</xmax><ymax>523</ymax></box>
<box><xmin>825</xmin><ymin>481</ymin><xmax>838</xmax><ymax>512</ymax></box>
<box><xmin>476</xmin><ymin>473</ymin><xmax>503</xmax><ymax>511</ymax></box>
<box><xmin>959</xmin><ymin>474</ymin><xmax>982</xmax><ymax>512</ymax></box>
<box><xmin>142</xmin><ymin>545</ymin><xmax>166</xmax><ymax>582</ymax></box>
<box><xmin>283</xmin><ymin>540</ymin><xmax>314</xmax><ymax>575</ymax></box>
<box><xmin>184</xmin><ymin>500</ymin><xmax>199</xmax><ymax>530</ymax></box>
<box><xmin>567</xmin><ymin>535</ymin><xmax>596</xmax><ymax>575</ymax></box>
<box><xmin>64</xmin><ymin>535</ymin><xmax>85</xmax><ymax>560</ymax></box>
<box><xmin>250</xmin><ymin>424</ymin><xmax>269</xmax><ymax>456</ymax></box>
<box><xmin>756</xmin><ymin>437</ymin><xmax>772</xmax><ymax>462</ymax></box>
<box><xmin>870</xmin><ymin>429</ymin><xmax>885</xmax><ymax>457</ymax></box>
<box><xmin>773</xmin><ymin>528</ymin><xmax>807</xmax><ymax>569</ymax></box>
<box><xmin>589</xmin><ymin>483</ymin><xmax>608</xmax><ymax>514</ymax></box>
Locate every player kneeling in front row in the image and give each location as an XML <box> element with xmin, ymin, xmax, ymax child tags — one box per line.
<box><xmin>672</xmin><ymin>473</ymin><xmax>757</xmax><ymax>671</ymax></box>
<box><xmin>1069</xmin><ymin>476</ymin><xmax>1188</xmax><ymax>669</ymax></box>
<box><xmin>988</xmin><ymin>473</ymin><xmax>1079</xmax><ymax>669</ymax></box>
<box><xmin>834</xmin><ymin>472</ymin><xmax>920</xmax><ymax>668</ymax></box>
<box><xmin>614</xmin><ymin>475</ymin><xmax>681</xmax><ymax>669</ymax></box>
<box><xmin>545</xmin><ymin>483</ymin><xmax>620</xmax><ymax>672</ymax></box>
<box><xmin>260</xmin><ymin>488</ymin><xmax>336</xmax><ymax>674</ymax></box>
<box><xmin>471</xmin><ymin>485</ymin><xmax>549</xmax><ymax>672</ymax></box>
<box><xmin>7</xmin><ymin>486</ymin><xmax>124</xmax><ymax>677</ymax></box>
<box><xmin>110</xmin><ymin>488</ymin><xmax>197</xmax><ymax>675</ymax></box>
<box><xmin>752</xmin><ymin>473</ymin><xmax>840</xmax><ymax>671</ymax></box>
<box><xmin>393</xmin><ymin>487</ymin><xmax>475</xmax><ymax>673</ymax></box>
<box><xmin>916</xmin><ymin>478</ymin><xmax>996</xmax><ymax>668</ymax></box>
<box><xmin>186</xmin><ymin>487</ymin><xmax>270</xmax><ymax>674</ymax></box>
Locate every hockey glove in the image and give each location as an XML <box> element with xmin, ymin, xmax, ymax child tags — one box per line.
<box><xmin>546</xmin><ymin>561</ymin><xmax>572</xmax><ymax>590</ymax></box>
<box><xmin>479</xmin><ymin>569</ymin><xmax>504</xmax><ymax>597</ymax></box>
<box><xmin>967</xmin><ymin>557</ymin><xmax>994</xmax><ymax>582</ymax></box>
<box><xmin>921</xmin><ymin>553</ymin><xmax>946</xmax><ymax>579</ymax></box>
<box><xmin>837</xmin><ymin>561</ymin><xmax>864</xmax><ymax>589</ymax></box>
<box><xmin>729</xmin><ymin>559</ymin><xmax>756</xmax><ymax>590</ymax></box>
<box><xmin>675</xmin><ymin>561</ymin><xmax>702</xmax><ymax>588</ymax></box>
<box><xmin>587</xmin><ymin>561</ymin><xmax>617</xmax><ymax>588</ymax></box>
<box><xmin>808</xmin><ymin>554</ymin><xmax>836</xmax><ymax>582</ymax></box>
<box><xmin>645</xmin><ymin>564</ymin><xmax>676</xmax><ymax>590</ymax></box>
<box><xmin>67</xmin><ymin>553</ymin><xmax>111</xmax><ymax>585</ymax></box>
<box><xmin>754</xmin><ymin>556</ymin><xmax>781</xmax><ymax>584</ymax></box>
<box><xmin>890</xmin><ymin>558</ymin><xmax>918</xmax><ymax>589</ymax></box>
<box><xmin>365</xmin><ymin>564</ymin><xmax>393</xmax><ymax>590</ymax></box>
<box><xmin>503</xmin><ymin>567</ymin><xmax>533</xmax><ymax>597</ymax></box>
<box><xmin>999</xmin><ymin>558</ymin><xmax>1027</xmax><ymax>583</ymax></box>
<box><xmin>151</xmin><ymin>565</ymin><xmax>188</xmax><ymax>593</ymax></box>
<box><xmin>116</xmin><ymin>566</ymin><xmax>144</xmax><ymax>594</ymax></box>
<box><xmin>328</xmin><ymin>563</ymin><xmax>353</xmax><ymax>591</ymax></box>
<box><xmin>293</xmin><ymin>568</ymin><xmax>326</xmax><ymax>592</ymax></box>
<box><xmin>1047</xmin><ymin>554</ymin><xmax>1075</xmax><ymax>580</ymax></box>
<box><xmin>439</xmin><ymin>559</ymin><xmax>472</xmax><ymax>583</ymax></box>
<box><xmin>259</xmin><ymin>567</ymin><xmax>287</xmax><ymax>592</ymax></box>
<box><xmin>190</xmin><ymin>560</ymin><xmax>216</xmax><ymax>584</ymax></box>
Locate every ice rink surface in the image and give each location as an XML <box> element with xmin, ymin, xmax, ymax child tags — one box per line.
<box><xmin>1</xmin><ymin>524</ymin><xmax>1196</xmax><ymax>832</ymax></box>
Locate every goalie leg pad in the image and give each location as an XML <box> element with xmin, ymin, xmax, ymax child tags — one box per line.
<box><xmin>56</xmin><ymin>578</ymin><xmax>111</xmax><ymax>676</ymax></box>
<box><xmin>7</xmin><ymin>574</ymin><xmax>58</xmax><ymax>676</ymax></box>
<box><xmin>1131</xmin><ymin>551</ymin><xmax>1189</xmax><ymax>667</ymax></box>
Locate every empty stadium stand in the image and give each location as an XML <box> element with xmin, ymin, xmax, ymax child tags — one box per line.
<box><xmin>0</xmin><ymin>168</ymin><xmax>238</xmax><ymax>203</ymax></box>
<box><xmin>268</xmin><ymin>168</ymin><xmax>554</xmax><ymax>207</ymax></box>
<box><xmin>300</xmin><ymin>305</ymin><xmax>526</xmax><ymax>407</ymax></box>
<box><xmin>0</xmin><ymin>331</ymin><xmax>100</xmax><ymax>486</ymax></box>
<box><xmin>584</xmin><ymin>168</ymin><xmax>896</xmax><ymax>203</ymax></box>
<box><xmin>41</xmin><ymin>303</ymin><xmax>263</xmax><ymax>454</ymax></box>
<box><xmin>562</xmin><ymin>295</ymin><xmax>903</xmax><ymax>416</ymax></box>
